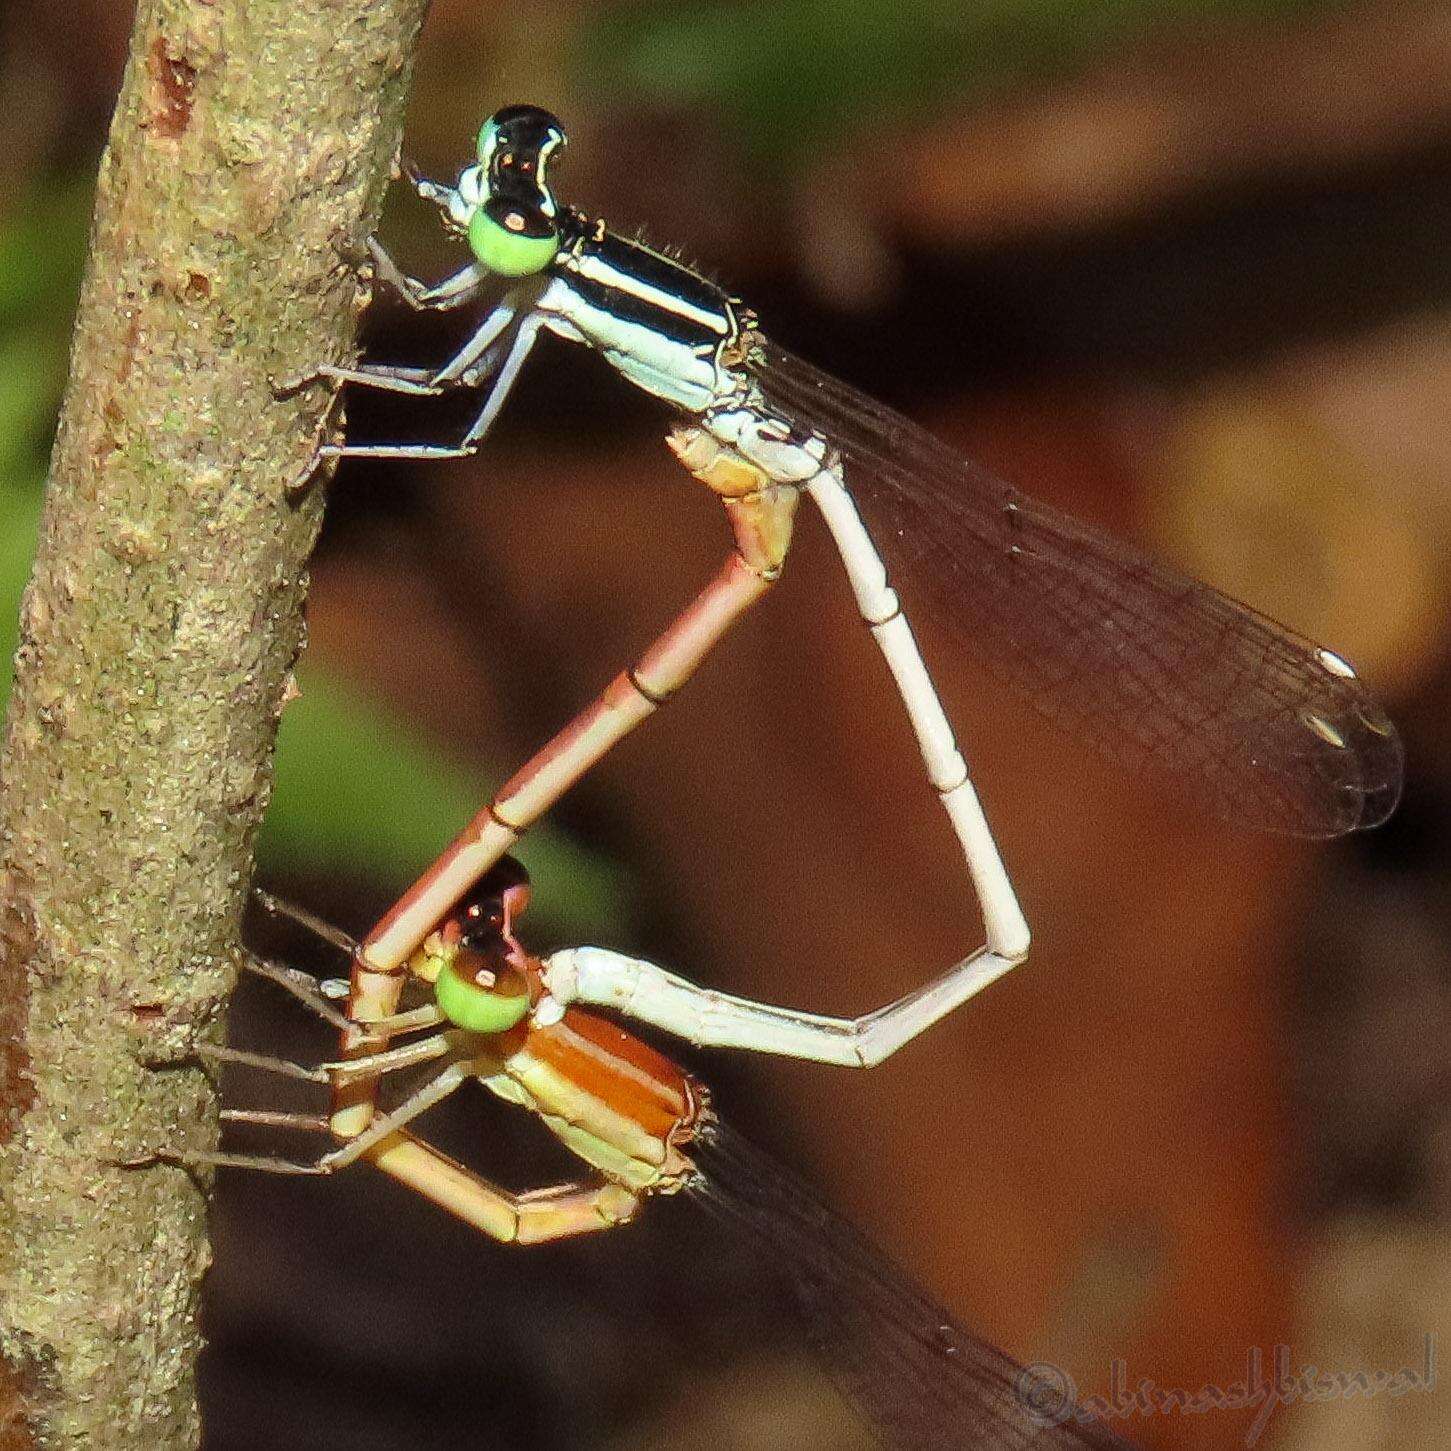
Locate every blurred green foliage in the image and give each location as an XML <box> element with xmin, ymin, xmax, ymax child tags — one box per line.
<box><xmin>0</xmin><ymin>181</ymin><xmax>623</xmax><ymax>938</ymax></box>
<box><xmin>580</xmin><ymin>0</ymin><xmax>1339</xmax><ymax>163</ymax></box>
<box><xmin>265</xmin><ymin>668</ymin><xmax>624</xmax><ymax>933</ymax></box>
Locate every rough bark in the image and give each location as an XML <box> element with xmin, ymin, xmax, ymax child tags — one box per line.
<box><xmin>0</xmin><ymin>1</ymin><xmax>430</xmax><ymax>1445</ymax></box>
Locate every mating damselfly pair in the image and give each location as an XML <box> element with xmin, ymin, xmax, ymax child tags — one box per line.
<box><xmin>275</xmin><ymin>103</ymin><xmax>1399</xmax><ymax>1146</ymax></box>
<box><xmin>206</xmin><ymin>101</ymin><xmax>1403</xmax><ymax>1447</ymax></box>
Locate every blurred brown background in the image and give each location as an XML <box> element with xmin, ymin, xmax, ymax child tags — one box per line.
<box><xmin>3</xmin><ymin>2</ymin><xmax>1450</xmax><ymax>1448</ymax></box>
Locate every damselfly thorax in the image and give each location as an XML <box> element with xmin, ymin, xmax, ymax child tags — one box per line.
<box><xmin>540</xmin><ymin>217</ymin><xmax>749</xmax><ymax>412</ymax></box>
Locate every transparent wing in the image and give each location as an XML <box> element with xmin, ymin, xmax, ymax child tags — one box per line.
<box><xmin>747</xmin><ymin>340</ymin><xmax>1403</xmax><ymax>838</ymax></box>
<box><xmin>690</xmin><ymin>1120</ymin><xmax>1141</xmax><ymax>1451</ymax></box>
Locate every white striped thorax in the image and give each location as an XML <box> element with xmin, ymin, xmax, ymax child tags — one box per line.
<box><xmin>534</xmin><ymin>213</ymin><xmax>760</xmax><ymax>414</ymax></box>
<box><xmin>532</xmin><ymin>235</ymin><xmax>833</xmax><ymax>481</ymax></box>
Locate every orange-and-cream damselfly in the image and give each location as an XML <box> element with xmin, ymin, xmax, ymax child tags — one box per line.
<box><xmin>192</xmin><ymin>861</ymin><xmax>1140</xmax><ymax>1450</ymax></box>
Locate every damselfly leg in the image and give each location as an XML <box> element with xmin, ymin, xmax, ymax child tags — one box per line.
<box><xmin>364</xmin><ymin>236</ymin><xmax>484</xmax><ymax>312</ymax></box>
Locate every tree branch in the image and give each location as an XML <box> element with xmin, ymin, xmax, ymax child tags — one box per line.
<box><xmin>0</xmin><ymin>1</ymin><xmax>431</xmax><ymax>1445</ymax></box>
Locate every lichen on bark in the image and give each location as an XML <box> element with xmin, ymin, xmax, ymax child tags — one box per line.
<box><xmin>0</xmin><ymin>1</ymin><xmax>431</xmax><ymax>1445</ymax></box>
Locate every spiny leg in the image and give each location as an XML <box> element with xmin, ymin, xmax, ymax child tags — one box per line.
<box><xmin>253</xmin><ymin>888</ymin><xmax>357</xmax><ymax>956</ymax></box>
<box><xmin>315</xmin><ymin>312</ymin><xmax>542</xmax><ymax>463</ymax></box>
<box><xmin>241</xmin><ymin>955</ymin><xmax>356</xmax><ymax>1034</ymax></box>
<box><xmin>169</xmin><ymin>1034</ymin><xmax>643</xmax><ymax>1241</ymax></box>
<box><xmin>198</xmin><ymin>1043</ymin><xmax>329</xmax><ymax>1084</ymax></box>
<box><xmin>543</xmin><ymin>943</ymin><xmax>1020</xmax><ymax>1068</ymax></box>
<box><xmin>203</xmin><ymin>1025</ymin><xmax>461</xmax><ymax>1086</ymax></box>
<box><xmin>278</xmin><ymin>292</ymin><xmax>522</xmax><ymax>401</ymax></box>
<box><xmin>402</xmin><ymin>166</ymin><xmax>457</xmax><ymax>217</ymax></box>
<box><xmin>240</xmin><ymin>949</ymin><xmax>445</xmax><ymax>1040</ymax></box>
<box><xmin>222</xmin><ymin>1109</ymin><xmax>330</xmax><ymax>1133</ymax></box>
<box><xmin>185</xmin><ymin>1047</ymin><xmax>642</xmax><ymax>1242</ymax></box>
<box><xmin>173</xmin><ymin>1057</ymin><xmax>477</xmax><ymax>1179</ymax></box>
<box><xmin>314</xmin><ymin>1059</ymin><xmax>477</xmax><ymax>1171</ymax></box>
<box><xmin>299</xmin><ymin>364</ymin><xmax>449</xmax><ymax>398</ymax></box>
<box><xmin>366</xmin><ymin>236</ymin><xmax>484</xmax><ymax>312</ymax></box>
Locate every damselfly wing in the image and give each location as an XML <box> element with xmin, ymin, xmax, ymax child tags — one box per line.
<box><xmin>748</xmin><ymin>339</ymin><xmax>1403</xmax><ymax>838</ymax></box>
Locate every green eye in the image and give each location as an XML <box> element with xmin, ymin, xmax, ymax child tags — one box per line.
<box><xmin>468</xmin><ymin>206</ymin><xmax>560</xmax><ymax>276</ymax></box>
<box><xmin>435</xmin><ymin>958</ymin><xmax>530</xmax><ymax>1033</ymax></box>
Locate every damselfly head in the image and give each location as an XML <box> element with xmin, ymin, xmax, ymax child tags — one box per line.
<box><xmin>458</xmin><ymin>856</ymin><xmax>532</xmax><ymax>952</ymax></box>
<box><xmin>429</xmin><ymin>857</ymin><xmax>534</xmax><ymax>1033</ymax></box>
<box><xmin>434</xmin><ymin>938</ymin><xmax>532</xmax><ymax>1036</ymax></box>
<box><xmin>477</xmin><ymin>104</ymin><xmax>567</xmax><ymax>199</ymax></box>
<box><xmin>406</xmin><ymin>858</ymin><xmax>532</xmax><ymax>988</ymax></box>
<box><xmin>457</xmin><ymin>104</ymin><xmax>568</xmax><ymax>277</ymax></box>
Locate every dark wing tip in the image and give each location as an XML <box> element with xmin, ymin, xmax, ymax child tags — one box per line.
<box><xmin>1290</xmin><ymin>651</ymin><xmax>1404</xmax><ymax>836</ymax></box>
<box><xmin>1243</xmin><ymin>693</ymin><xmax>1402</xmax><ymax>840</ymax></box>
<box><xmin>1330</xmin><ymin>701</ymin><xmax>1405</xmax><ymax>834</ymax></box>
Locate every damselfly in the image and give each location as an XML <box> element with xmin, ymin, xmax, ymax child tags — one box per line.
<box><xmin>283</xmin><ymin>105</ymin><xmax>1403</xmax><ymax>1141</ymax></box>
<box><xmin>198</xmin><ymin>862</ymin><xmax>1143</xmax><ymax>1451</ymax></box>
